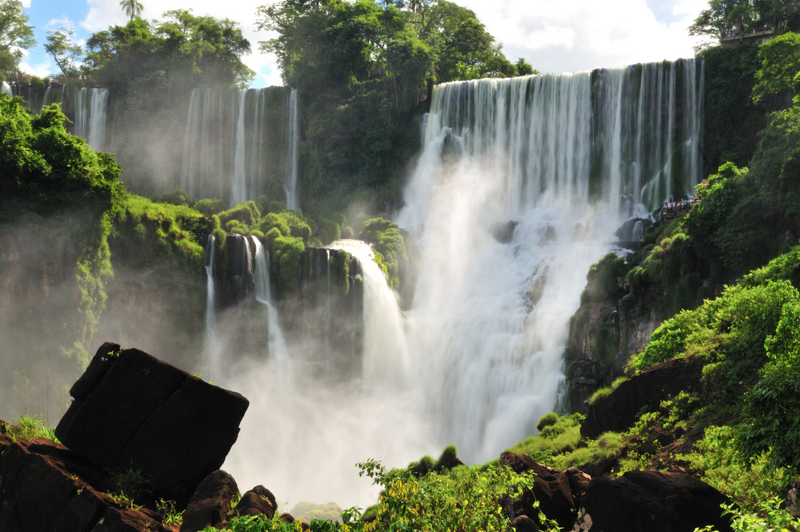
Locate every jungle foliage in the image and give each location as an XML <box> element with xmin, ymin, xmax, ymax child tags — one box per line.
<box><xmin>257</xmin><ymin>0</ymin><xmax>532</xmax><ymax>211</ymax></box>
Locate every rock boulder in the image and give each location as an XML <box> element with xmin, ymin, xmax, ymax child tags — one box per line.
<box><xmin>56</xmin><ymin>342</ymin><xmax>249</xmax><ymax>505</ymax></box>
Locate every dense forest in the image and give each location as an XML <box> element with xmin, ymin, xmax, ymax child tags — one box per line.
<box><xmin>4</xmin><ymin>0</ymin><xmax>800</xmax><ymax>530</ymax></box>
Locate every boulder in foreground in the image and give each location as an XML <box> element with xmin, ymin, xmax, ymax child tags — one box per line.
<box><xmin>56</xmin><ymin>342</ymin><xmax>249</xmax><ymax>505</ymax></box>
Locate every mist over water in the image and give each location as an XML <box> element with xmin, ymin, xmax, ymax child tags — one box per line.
<box><xmin>216</xmin><ymin>60</ymin><xmax>704</xmax><ymax>508</ymax></box>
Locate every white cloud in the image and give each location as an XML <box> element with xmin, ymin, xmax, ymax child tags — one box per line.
<box><xmin>20</xmin><ymin>0</ymin><xmax>30</xmax><ymax>7</ymax></box>
<box><xmin>74</xmin><ymin>0</ymin><xmax>707</xmax><ymax>88</ymax></box>
<box><xmin>459</xmin><ymin>0</ymin><xmax>707</xmax><ymax>73</ymax></box>
<box><xmin>47</xmin><ymin>17</ymin><xmax>76</xmax><ymax>30</ymax></box>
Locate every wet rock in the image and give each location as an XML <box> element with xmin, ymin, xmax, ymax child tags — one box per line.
<box><xmin>180</xmin><ymin>471</ymin><xmax>238</xmax><ymax>532</ymax></box>
<box><xmin>237</xmin><ymin>485</ymin><xmax>277</xmax><ymax>519</ymax></box>
<box><xmin>573</xmin><ymin>471</ymin><xmax>732</xmax><ymax>532</ymax></box>
<box><xmin>581</xmin><ymin>356</ymin><xmax>703</xmax><ymax>440</ymax></box>
<box><xmin>499</xmin><ymin>452</ymin><xmax>575</xmax><ymax>530</ymax></box>
<box><xmin>56</xmin><ymin>342</ymin><xmax>249</xmax><ymax>506</ymax></box>
<box><xmin>489</xmin><ymin>221</ymin><xmax>518</xmax><ymax>243</ymax></box>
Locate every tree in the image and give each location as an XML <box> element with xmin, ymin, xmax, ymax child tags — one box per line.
<box><xmin>752</xmin><ymin>31</ymin><xmax>800</xmax><ymax>103</ymax></box>
<box><xmin>690</xmin><ymin>0</ymin><xmax>800</xmax><ymax>42</ymax></box>
<box><xmin>119</xmin><ymin>0</ymin><xmax>144</xmax><ymax>22</ymax></box>
<box><xmin>515</xmin><ymin>57</ymin><xmax>537</xmax><ymax>77</ymax></box>
<box><xmin>44</xmin><ymin>28</ymin><xmax>83</xmax><ymax>78</ymax></box>
<box><xmin>0</xmin><ymin>0</ymin><xmax>35</xmax><ymax>76</ymax></box>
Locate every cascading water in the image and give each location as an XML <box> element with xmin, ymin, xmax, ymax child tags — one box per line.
<box><xmin>328</xmin><ymin>240</ymin><xmax>410</xmax><ymax>392</ymax></box>
<box><xmin>73</xmin><ymin>88</ymin><xmax>109</xmax><ymax>152</ymax></box>
<box><xmin>181</xmin><ymin>87</ymin><xmax>301</xmax><ymax>208</ymax></box>
<box><xmin>1</xmin><ymin>81</ymin><xmax>13</xmax><ymax>97</ymax></box>
<box><xmin>223</xmin><ymin>58</ymin><xmax>703</xmax><ymax>507</ymax></box>
<box><xmin>203</xmin><ymin>235</ymin><xmax>223</xmax><ymax>381</ymax></box>
<box><xmin>284</xmin><ymin>88</ymin><xmax>300</xmax><ymax>211</ymax></box>
<box><xmin>396</xmin><ymin>59</ymin><xmax>703</xmax><ymax>463</ymax></box>
<box><xmin>252</xmin><ymin>238</ymin><xmax>290</xmax><ymax>370</ymax></box>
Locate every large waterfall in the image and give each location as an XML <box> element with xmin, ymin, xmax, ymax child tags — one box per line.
<box><xmin>396</xmin><ymin>59</ymin><xmax>703</xmax><ymax>463</ymax></box>
<box><xmin>222</xmin><ymin>58</ymin><xmax>704</xmax><ymax>506</ymax></box>
<box><xmin>181</xmin><ymin>87</ymin><xmax>301</xmax><ymax>208</ymax></box>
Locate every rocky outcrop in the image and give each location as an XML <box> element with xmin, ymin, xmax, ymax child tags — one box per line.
<box><xmin>0</xmin><ymin>434</ymin><xmax>174</xmax><ymax>532</ymax></box>
<box><xmin>56</xmin><ymin>342</ymin><xmax>249</xmax><ymax>505</ymax></box>
<box><xmin>573</xmin><ymin>471</ymin><xmax>732</xmax><ymax>532</ymax></box>
<box><xmin>500</xmin><ymin>452</ymin><xmax>576</xmax><ymax>531</ymax></box>
<box><xmin>237</xmin><ymin>485</ymin><xmax>277</xmax><ymax>519</ymax></box>
<box><xmin>180</xmin><ymin>471</ymin><xmax>239</xmax><ymax>532</ymax></box>
<box><xmin>489</xmin><ymin>221</ymin><xmax>518</xmax><ymax>243</ymax></box>
<box><xmin>581</xmin><ymin>356</ymin><xmax>704</xmax><ymax>440</ymax></box>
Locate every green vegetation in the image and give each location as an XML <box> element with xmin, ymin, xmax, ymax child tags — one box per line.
<box><xmin>0</xmin><ymin>0</ymin><xmax>35</xmax><ymax>77</ymax></box>
<box><xmin>258</xmin><ymin>0</ymin><xmax>532</xmax><ymax>211</ymax></box>
<box><xmin>359</xmin><ymin>218</ymin><xmax>408</xmax><ymax>290</ymax></box>
<box><xmin>3</xmin><ymin>415</ymin><xmax>59</xmax><ymax>442</ymax></box>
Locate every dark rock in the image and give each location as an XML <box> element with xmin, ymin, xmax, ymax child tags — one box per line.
<box><xmin>581</xmin><ymin>356</ymin><xmax>704</xmax><ymax>440</ymax></box>
<box><xmin>56</xmin><ymin>343</ymin><xmax>249</xmax><ymax>506</ymax></box>
<box><xmin>573</xmin><ymin>471</ymin><xmax>732</xmax><ymax>532</ymax></box>
<box><xmin>499</xmin><ymin>451</ymin><xmax>537</xmax><ymax>473</ymax></box>
<box><xmin>511</xmin><ymin>515</ymin><xmax>539</xmax><ymax>532</ymax></box>
<box><xmin>614</xmin><ymin>218</ymin><xmax>651</xmax><ymax>242</ymax></box>
<box><xmin>180</xmin><ymin>471</ymin><xmax>238</xmax><ymax>532</ymax></box>
<box><xmin>489</xmin><ymin>221</ymin><xmax>518</xmax><ymax>243</ymax></box>
<box><xmin>237</xmin><ymin>485</ymin><xmax>277</xmax><ymax>519</ymax></box>
<box><xmin>564</xmin><ymin>467</ymin><xmax>592</xmax><ymax>508</ymax></box>
<box><xmin>93</xmin><ymin>507</ymin><xmax>169</xmax><ymax>532</ymax></box>
<box><xmin>499</xmin><ymin>452</ymin><xmax>575</xmax><ymax>530</ymax></box>
<box><xmin>0</xmin><ymin>435</ymin><xmax>172</xmax><ymax>532</ymax></box>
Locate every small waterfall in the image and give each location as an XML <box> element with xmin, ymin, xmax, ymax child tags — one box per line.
<box><xmin>328</xmin><ymin>240</ymin><xmax>409</xmax><ymax>393</ymax></box>
<box><xmin>203</xmin><ymin>235</ymin><xmax>223</xmax><ymax>380</ymax></box>
<box><xmin>284</xmin><ymin>88</ymin><xmax>300</xmax><ymax>211</ymax></box>
<box><xmin>232</xmin><ymin>89</ymin><xmax>248</xmax><ymax>206</ymax></box>
<box><xmin>181</xmin><ymin>87</ymin><xmax>301</xmax><ymax>208</ymax></box>
<box><xmin>1</xmin><ymin>81</ymin><xmax>13</xmax><ymax>97</ymax></box>
<box><xmin>73</xmin><ymin>88</ymin><xmax>109</xmax><ymax>151</ymax></box>
<box><xmin>252</xmin><ymin>238</ymin><xmax>290</xmax><ymax>367</ymax></box>
<box><xmin>632</xmin><ymin>220</ymin><xmax>645</xmax><ymax>241</ymax></box>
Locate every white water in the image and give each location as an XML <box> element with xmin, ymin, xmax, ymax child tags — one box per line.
<box><xmin>223</xmin><ymin>240</ymin><xmax>432</xmax><ymax>509</ymax></box>
<box><xmin>182</xmin><ymin>87</ymin><xmax>301</xmax><ymax>208</ymax></box>
<box><xmin>284</xmin><ymin>88</ymin><xmax>300</xmax><ymax>211</ymax></box>
<box><xmin>223</xmin><ymin>59</ymin><xmax>703</xmax><ymax>506</ymax></box>
<box><xmin>203</xmin><ymin>235</ymin><xmax>224</xmax><ymax>381</ymax></box>
<box><xmin>396</xmin><ymin>60</ymin><xmax>703</xmax><ymax>463</ymax></box>
<box><xmin>73</xmin><ymin>88</ymin><xmax>109</xmax><ymax>152</ymax></box>
<box><xmin>1</xmin><ymin>82</ymin><xmax>13</xmax><ymax>97</ymax></box>
<box><xmin>252</xmin><ymin>238</ymin><xmax>290</xmax><ymax>371</ymax></box>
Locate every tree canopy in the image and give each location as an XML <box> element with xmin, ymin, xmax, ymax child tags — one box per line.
<box><xmin>0</xmin><ymin>0</ymin><xmax>35</xmax><ymax>77</ymax></box>
<box><xmin>690</xmin><ymin>0</ymin><xmax>800</xmax><ymax>40</ymax></box>
<box><xmin>84</xmin><ymin>10</ymin><xmax>254</xmax><ymax>97</ymax></box>
<box><xmin>45</xmin><ymin>28</ymin><xmax>83</xmax><ymax>78</ymax></box>
<box><xmin>257</xmin><ymin>0</ymin><xmax>532</xmax><ymax>210</ymax></box>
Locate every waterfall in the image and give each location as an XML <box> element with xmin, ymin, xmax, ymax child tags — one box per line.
<box><xmin>328</xmin><ymin>240</ymin><xmax>410</xmax><ymax>392</ymax></box>
<box><xmin>1</xmin><ymin>81</ymin><xmax>13</xmax><ymax>97</ymax></box>
<box><xmin>396</xmin><ymin>59</ymin><xmax>703</xmax><ymax>463</ymax></box>
<box><xmin>252</xmin><ymin>238</ymin><xmax>290</xmax><ymax>367</ymax></box>
<box><xmin>284</xmin><ymin>88</ymin><xmax>300</xmax><ymax>211</ymax></box>
<box><xmin>203</xmin><ymin>235</ymin><xmax>223</xmax><ymax>380</ymax></box>
<box><xmin>181</xmin><ymin>87</ymin><xmax>301</xmax><ymax>208</ymax></box>
<box><xmin>73</xmin><ymin>88</ymin><xmax>109</xmax><ymax>152</ymax></box>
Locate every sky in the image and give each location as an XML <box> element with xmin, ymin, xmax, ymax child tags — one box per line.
<box><xmin>18</xmin><ymin>0</ymin><xmax>709</xmax><ymax>88</ymax></box>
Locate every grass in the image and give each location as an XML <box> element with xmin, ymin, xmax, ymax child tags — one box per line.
<box><xmin>5</xmin><ymin>415</ymin><xmax>60</xmax><ymax>443</ymax></box>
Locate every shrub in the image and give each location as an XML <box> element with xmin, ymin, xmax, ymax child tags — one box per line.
<box><xmin>536</xmin><ymin>412</ymin><xmax>559</xmax><ymax>432</ymax></box>
<box><xmin>194</xmin><ymin>198</ymin><xmax>226</xmax><ymax>216</ymax></box>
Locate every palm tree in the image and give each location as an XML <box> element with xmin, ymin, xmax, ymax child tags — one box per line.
<box><xmin>119</xmin><ymin>0</ymin><xmax>143</xmax><ymax>22</ymax></box>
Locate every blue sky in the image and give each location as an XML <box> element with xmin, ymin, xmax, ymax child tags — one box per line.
<box><xmin>19</xmin><ymin>0</ymin><xmax>708</xmax><ymax>86</ymax></box>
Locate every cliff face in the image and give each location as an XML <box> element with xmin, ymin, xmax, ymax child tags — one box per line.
<box><xmin>214</xmin><ymin>236</ymin><xmax>364</xmax><ymax>378</ymax></box>
<box><xmin>564</xmin><ymin>249</ymin><xmax>675</xmax><ymax>413</ymax></box>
